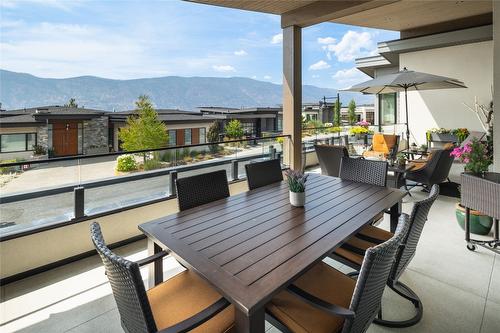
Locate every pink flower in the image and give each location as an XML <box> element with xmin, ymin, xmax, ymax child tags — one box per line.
<box><xmin>463</xmin><ymin>158</ymin><xmax>470</xmax><ymax>163</ymax></box>
<box><xmin>450</xmin><ymin>147</ymin><xmax>463</xmax><ymax>158</ymax></box>
<box><xmin>462</xmin><ymin>144</ymin><xmax>472</xmax><ymax>153</ymax></box>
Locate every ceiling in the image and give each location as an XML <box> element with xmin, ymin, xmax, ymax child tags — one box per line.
<box><xmin>188</xmin><ymin>0</ymin><xmax>493</xmax><ymax>32</ymax></box>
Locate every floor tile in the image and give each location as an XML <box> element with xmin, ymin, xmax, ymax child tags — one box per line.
<box><xmin>480</xmin><ymin>301</ymin><xmax>500</xmax><ymax>333</ymax></box>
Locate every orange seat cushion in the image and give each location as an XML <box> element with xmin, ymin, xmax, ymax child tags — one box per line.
<box><xmin>370</xmin><ymin>134</ymin><xmax>398</xmax><ymax>156</ymax></box>
<box><xmin>147</xmin><ymin>270</ymin><xmax>234</xmax><ymax>333</ymax></box>
<box><xmin>358</xmin><ymin>224</ymin><xmax>393</xmax><ymax>242</ymax></box>
<box><xmin>267</xmin><ymin>262</ymin><xmax>355</xmax><ymax>333</ymax></box>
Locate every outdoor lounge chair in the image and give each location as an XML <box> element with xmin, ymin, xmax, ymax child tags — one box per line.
<box><xmin>175</xmin><ymin>170</ymin><xmax>230</xmax><ymax>211</ymax></box>
<box><xmin>404</xmin><ymin>146</ymin><xmax>454</xmax><ymax>190</ymax></box>
<box><xmin>332</xmin><ymin>185</ymin><xmax>439</xmax><ymax>327</ymax></box>
<box><xmin>245</xmin><ymin>158</ymin><xmax>283</xmax><ymax>190</ymax></box>
<box><xmin>314</xmin><ymin>145</ymin><xmax>349</xmax><ymax>177</ymax></box>
<box><xmin>265</xmin><ymin>214</ymin><xmax>410</xmax><ymax>333</ymax></box>
<box><xmin>362</xmin><ymin>133</ymin><xmax>399</xmax><ymax>160</ymax></box>
<box><xmin>339</xmin><ymin>157</ymin><xmax>388</xmax><ymax>187</ymax></box>
<box><xmin>90</xmin><ymin>222</ymin><xmax>234</xmax><ymax>333</ymax></box>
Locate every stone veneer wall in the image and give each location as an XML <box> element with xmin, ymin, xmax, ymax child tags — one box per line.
<box><xmin>83</xmin><ymin>116</ymin><xmax>108</xmax><ymax>154</ymax></box>
<box><xmin>37</xmin><ymin>126</ymin><xmax>49</xmax><ymax>150</ymax></box>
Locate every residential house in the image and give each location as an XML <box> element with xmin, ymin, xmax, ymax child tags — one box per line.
<box><xmin>108</xmin><ymin>109</ymin><xmax>224</xmax><ymax>151</ymax></box>
<box><xmin>198</xmin><ymin>106</ymin><xmax>282</xmax><ymax>136</ymax></box>
<box><xmin>0</xmin><ymin>106</ymin><xmax>108</xmax><ymax>159</ymax></box>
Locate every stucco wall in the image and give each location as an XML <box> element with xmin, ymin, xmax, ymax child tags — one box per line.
<box><xmin>399</xmin><ymin>41</ymin><xmax>493</xmax><ymax>145</ymax></box>
<box><xmin>0</xmin><ymin>180</ymin><xmax>249</xmax><ymax>279</ymax></box>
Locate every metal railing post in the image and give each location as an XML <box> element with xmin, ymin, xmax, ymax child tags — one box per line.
<box><xmin>231</xmin><ymin>160</ymin><xmax>239</xmax><ymax>180</ymax></box>
<box><xmin>276</xmin><ymin>152</ymin><xmax>282</xmax><ymax>164</ymax></box>
<box><xmin>170</xmin><ymin>171</ymin><xmax>178</xmax><ymax>197</ymax></box>
<box><xmin>74</xmin><ymin>186</ymin><xmax>85</xmax><ymax>219</ymax></box>
<box><xmin>269</xmin><ymin>145</ymin><xmax>276</xmax><ymax>159</ymax></box>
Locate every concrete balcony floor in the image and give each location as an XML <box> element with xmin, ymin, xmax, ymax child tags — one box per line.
<box><xmin>1</xmin><ymin>165</ymin><xmax>499</xmax><ymax>333</ymax></box>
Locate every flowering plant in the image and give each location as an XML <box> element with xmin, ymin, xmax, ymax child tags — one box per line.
<box><xmin>450</xmin><ymin>138</ymin><xmax>491</xmax><ymax>174</ymax></box>
<box><xmin>356</xmin><ymin>120</ymin><xmax>370</xmax><ymax>127</ymax></box>
<box><xmin>349</xmin><ymin>126</ymin><xmax>373</xmax><ymax>135</ymax></box>
<box><xmin>285</xmin><ymin>169</ymin><xmax>308</xmax><ymax>193</ymax></box>
<box><xmin>451</xmin><ymin>128</ymin><xmax>469</xmax><ymax>143</ymax></box>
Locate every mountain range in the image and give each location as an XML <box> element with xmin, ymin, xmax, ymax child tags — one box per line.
<box><xmin>0</xmin><ymin>69</ymin><xmax>373</xmax><ymax>111</ymax></box>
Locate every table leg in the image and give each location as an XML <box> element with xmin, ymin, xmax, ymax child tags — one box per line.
<box><xmin>390</xmin><ymin>201</ymin><xmax>401</xmax><ymax>233</ymax></box>
<box><xmin>235</xmin><ymin>307</ymin><xmax>265</xmax><ymax>333</ymax></box>
<box><xmin>147</xmin><ymin>239</ymin><xmax>163</xmax><ymax>289</ymax></box>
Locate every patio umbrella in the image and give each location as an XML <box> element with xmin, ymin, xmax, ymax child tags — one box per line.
<box><xmin>342</xmin><ymin>67</ymin><xmax>467</xmax><ymax>149</ymax></box>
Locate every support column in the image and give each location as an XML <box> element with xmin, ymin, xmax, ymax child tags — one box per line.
<box><xmin>283</xmin><ymin>25</ymin><xmax>302</xmax><ymax>170</ymax></box>
<box><xmin>494</xmin><ymin>2</ymin><xmax>500</xmax><ymax>171</ymax></box>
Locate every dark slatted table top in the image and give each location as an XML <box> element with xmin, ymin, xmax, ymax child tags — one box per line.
<box><xmin>139</xmin><ymin>173</ymin><xmax>405</xmax><ymax>315</ymax></box>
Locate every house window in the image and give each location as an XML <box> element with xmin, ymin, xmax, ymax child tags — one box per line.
<box><xmin>168</xmin><ymin>130</ymin><xmax>176</xmax><ymax>146</ymax></box>
<box><xmin>0</xmin><ymin>133</ymin><xmax>37</xmax><ymax>152</ymax></box>
<box><xmin>379</xmin><ymin>93</ymin><xmax>397</xmax><ymax>125</ymax></box>
<box><xmin>199</xmin><ymin>128</ymin><xmax>206</xmax><ymax>144</ymax></box>
<box><xmin>184</xmin><ymin>129</ymin><xmax>192</xmax><ymax>145</ymax></box>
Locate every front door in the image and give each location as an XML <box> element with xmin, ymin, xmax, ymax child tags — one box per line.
<box><xmin>51</xmin><ymin>121</ymin><xmax>80</xmax><ymax>156</ymax></box>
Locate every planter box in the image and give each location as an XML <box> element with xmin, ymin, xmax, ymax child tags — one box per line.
<box><xmin>461</xmin><ymin>172</ymin><xmax>500</xmax><ymax>220</ymax></box>
<box><xmin>430</xmin><ymin>133</ymin><xmax>457</xmax><ymax>143</ymax></box>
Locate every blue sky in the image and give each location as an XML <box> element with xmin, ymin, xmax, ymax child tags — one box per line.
<box><xmin>0</xmin><ymin>0</ymin><xmax>399</xmax><ymax>89</ymax></box>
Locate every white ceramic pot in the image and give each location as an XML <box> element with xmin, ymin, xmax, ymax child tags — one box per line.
<box><xmin>289</xmin><ymin>191</ymin><xmax>305</xmax><ymax>207</ymax></box>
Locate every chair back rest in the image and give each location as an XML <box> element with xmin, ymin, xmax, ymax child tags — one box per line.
<box><xmin>245</xmin><ymin>159</ymin><xmax>283</xmax><ymax>190</ymax></box>
<box><xmin>392</xmin><ymin>185</ymin><xmax>439</xmax><ymax>281</ymax></box>
<box><xmin>339</xmin><ymin>157</ymin><xmax>388</xmax><ymax>187</ymax></box>
<box><xmin>372</xmin><ymin>134</ymin><xmax>398</xmax><ymax>155</ymax></box>
<box><xmin>426</xmin><ymin>148</ymin><xmax>455</xmax><ymax>185</ymax></box>
<box><xmin>314</xmin><ymin>145</ymin><xmax>349</xmax><ymax>177</ymax></box>
<box><xmin>345</xmin><ymin>214</ymin><xmax>411</xmax><ymax>333</ymax></box>
<box><xmin>176</xmin><ymin>170</ymin><xmax>230</xmax><ymax>211</ymax></box>
<box><xmin>90</xmin><ymin>222</ymin><xmax>156</xmax><ymax>333</ymax></box>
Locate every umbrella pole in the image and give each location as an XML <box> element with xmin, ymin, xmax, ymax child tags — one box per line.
<box><xmin>405</xmin><ymin>87</ymin><xmax>410</xmax><ymax>150</ymax></box>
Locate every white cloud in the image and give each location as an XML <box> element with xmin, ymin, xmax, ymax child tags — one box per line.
<box><xmin>312</xmin><ymin>74</ymin><xmax>319</xmax><ymax>78</ymax></box>
<box><xmin>251</xmin><ymin>75</ymin><xmax>257</xmax><ymax>79</ymax></box>
<box><xmin>323</xmin><ymin>30</ymin><xmax>376</xmax><ymax>62</ymax></box>
<box><xmin>234</xmin><ymin>49</ymin><xmax>247</xmax><ymax>56</ymax></box>
<box><xmin>212</xmin><ymin>65</ymin><xmax>236</xmax><ymax>72</ymax></box>
<box><xmin>332</xmin><ymin>67</ymin><xmax>369</xmax><ymax>88</ymax></box>
<box><xmin>270</xmin><ymin>33</ymin><xmax>283</xmax><ymax>44</ymax></box>
<box><xmin>317</xmin><ymin>37</ymin><xmax>336</xmax><ymax>44</ymax></box>
<box><xmin>1</xmin><ymin>0</ymin><xmax>83</xmax><ymax>11</ymax></box>
<box><xmin>263</xmin><ymin>75</ymin><xmax>272</xmax><ymax>80</ymax></box>
<box><xmin>308</xmin><ymin>60</ymin><xmax>330</xmax><ymax>71</ymax></box>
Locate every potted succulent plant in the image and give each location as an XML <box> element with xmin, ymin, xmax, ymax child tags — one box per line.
<box><xmin>285</xmin><ymin>169</ymin><xmax>308</xmax><ymax>207</ymax></box>
<box><xmin>396</xmin><ymin>153</ymin><xmax>407</xmax><ymax>168</ymax></box>
<box><xmin>450</xmin><ymin>139</ymin><xmax>493</xmax><ymax>235</ymax></box>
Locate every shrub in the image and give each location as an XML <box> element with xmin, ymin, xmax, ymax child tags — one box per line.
<box><xmin>160</xmin><ymin>150</ymin><xmax>173</xmax><ymax>162</ymax></box>
<box><xmin>32</xmin><ymin>145</ymin><xmax>47</xmax><ymax>155</ymax></box>
<box><xmin>143</xmin><ymin>159</ymin><xmax>162</xmax><ymax>171</ymax></box>
<box><xmin>116</xmin><ymin>155</ymin><xmax>138</xmax><ymax>172</ymax></box>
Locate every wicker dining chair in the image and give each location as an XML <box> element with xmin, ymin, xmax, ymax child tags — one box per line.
<box><xmin>175</xmin><ymin>169</ymin><xmax>230</xmax><ymax>211</ymax></box>
<box><xmin>90</xmin><ymin>222</ymin><xmax>234</xmax><ymax>333</ymax></box>
<box><xmin>332</xmin><ymin>185</ymin><xmax>439</xmax><ymax>327</ymax></box>
<box><xmin>265</xmin><ymin>214</ymin><xmax>411</xmax><ymax>333</ymax></box>
<box><xmin>339</xmin><ymin>157</ymin><xmax>388</xmax><ymax>187</ymax></box>
<box><xmin>314</xmin><ymin>145</ymin><xmax>349</xmax><ymax>177</ymax></box>
<box><xmin>245</xmin><ymin>159</ymin><xmax>283</xmax><ymax>190</ymax></box>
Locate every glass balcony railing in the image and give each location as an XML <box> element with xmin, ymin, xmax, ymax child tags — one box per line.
<box><xmin>0</xmin><ymin>135</ymin><xmax>290</xmax><ymax>239</ymax></box>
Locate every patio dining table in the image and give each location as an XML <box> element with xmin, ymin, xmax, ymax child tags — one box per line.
<box><xmin>139</xmin><ymin>173</ymin><xmax>405</xmax><ymax>333</ymax></box>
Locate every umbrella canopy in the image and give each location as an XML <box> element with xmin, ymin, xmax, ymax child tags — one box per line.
<box><xmin>343</xmin><ymin>68</ymin><xmax>467</xmax><ymax>94</ymax></box>
<box><xmin>341</xmin><ymin>67</ymin><xmax>467</xmax><ymax>150</ymax></box>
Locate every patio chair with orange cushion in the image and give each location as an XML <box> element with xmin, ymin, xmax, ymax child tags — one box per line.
<box><xmin>362</xmin><ymin>133</ymin><xmax>400</xmax><ymax>160</ymax></box>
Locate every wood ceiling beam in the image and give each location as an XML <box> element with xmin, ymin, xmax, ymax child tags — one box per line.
<box><xmin>281</xmin><ymin>0</ymin><xmax>401</xmax><ymax>28</ymax></box>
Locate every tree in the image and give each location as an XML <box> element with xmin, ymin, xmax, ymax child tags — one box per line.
<box><xmin>65</xmin><ymin>98</ymin><xmax>78</xmax><ymax>108</ymax></box>
<box><xmin>348</xmin><ymin>99</ymin><xmax>357</xmax><ymax>125</ymax></box>
<box><xmin>333</xmin><ymin>99</ymin><xmax>342</xmax><ymax>127</ymax></box>
<box><xmin>118</xmin><ymin>95</ymin><xmax>168</xmax><ymax>161</ymax></box>
<box><xmin>224</xmin><ymin>119</ymin><xmax>244</xmax><ymax>139</ymax></box>
<box><xmin>207</xmin><ymin>121</ymin><xmax>221</xmax><ymax>152</ymax></box>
